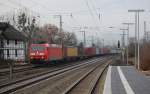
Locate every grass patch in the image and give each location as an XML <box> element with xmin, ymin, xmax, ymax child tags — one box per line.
<box><xmin>99</xmin><ymin>68</ymin><xmax>108</xmax><ymax>94</ymax></box>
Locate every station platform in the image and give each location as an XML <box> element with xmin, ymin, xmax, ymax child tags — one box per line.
<box><xmin>103</xmin><ymin>66</ymin><xmax>150</xmax><ymax>94</ymax></box>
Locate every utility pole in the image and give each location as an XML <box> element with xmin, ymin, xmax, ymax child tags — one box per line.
<box><xmin>80</xmin><ymin>31</ymin><xmax>86</xmax><ymax>47</ymax></box>
<box><xmin>102</xmin><ymin>39</ymin><xmax>104</xmax><ymax>54</ymax></box>
<box><xmin>91</xmin><ymin>36</ymin><xmax>94</xmax><ymax>46</ymax></box>
<box><xmin>122</xmin><ymin>23</ymin><xmax>134</xmax><ymax>65</ymax></box>
<box><xmin>60</xmin><ymin>15</ymin><xmax>62</xmax><ymax>33</ymax></box>
<box><xmin>144</xmin><ymin>21</ymin><xmax>147</xmax><ymax>41</ymax></box>
<box><xmin>128</xmin><ymin>9</ymin><xmax>144</xmax><ymax>69</ymax></box>
<box><xmin>75</xmin><ymin>26</ymin><xmax>87</xmax><ymax>47</ymax></box>
<box><xmin>54</xmin><ymin>15</ymin><xmax>64</xmax><ymax>57</ymax></box>
<box><xmin>147</xmin><ymin>32</ymin><xmax>150</xmax><ymax>41</ymax></box>
<box><xmin>54</xmin><ymin>15</ymin><xmax>63</xmax><ymax>32</ymax></box>
<box><xmin>54</xmin><ymin>15</ymin><xmax>63</xmax><ymax>43</ymax></box>
<box><xmin>120</xmin><ymin>30</ymin><xmax>126</xmax><ymax>47</ymax></box>
<box><xmin>135</xmin><ymin>13</ymin><xmax>137</xmax><ymax>68</ymax></box>
<box><xmin>120</xmin><ymin>29</ymin><xmax>127</xmax><ymax>64</ymax></box>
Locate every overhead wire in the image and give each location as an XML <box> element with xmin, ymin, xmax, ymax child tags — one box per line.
<box><xmin>85</xmin><ymin>0</ymin><xmax>97</xmax><ymax>24</ymax></box>
<box><xmin>87</xmin><ymin>0</ymin><xmax>102</xmax><ymax>38</ymax></box>
<box><xmin>84</xmin><ymin>0</ymin><xmax>101</xmax><ymax>33</ymax></box>
<box><xmin>2</xmin><ymin>0</ymin><xmax>99</xmax><ymax>33</ymax></box>
<box><xmin>88</xmin><ymin>0</ymin><xmax>100</xmax><ymax>21</ymax></box>
<box><xmin>23</xmin><ymin>0</ymin><xmax>79</xmax><ymax>29</ymax></box>
<box><xmin>0</xmin><ymin>2</ymin><xmax>16</xmax><ymax>9</ymax></box>
<box><xmin>6</xmin><ymin>0</ymin><xmax>41</xmax><ymax>16</ymax></box>
<box><xmin>83</xmin><ymin>0</ymin><xmax>103</xmax><ymax>45</ymax></box>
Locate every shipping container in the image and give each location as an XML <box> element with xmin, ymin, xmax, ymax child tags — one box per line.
<box><xmin>66</xmin><ymin>47</ymin><xmax>78</xmax><ymax>57</ymax></box>
<box><xmin>48</xmin><ymin>45</ymin><xmax>63</xmax><ymax>61</ymax></box>
<box><xmin>110</xmin><ymin>49</ymin><xmax>121</xmax><ymax>54</ymax></box>
<box><xmin>100</xmin><ymin>48</ymin><xmax>110</xmax><ymax>54</ymax></box>
<box><xmin>84</xmin><ymin>47</ymin><xmax>96</xmax><ymax>56</ymax></box>
<box><xmin>96</xmin><ymin>47</ymin><xmax>100</xmax><ymax>55</ymax></box>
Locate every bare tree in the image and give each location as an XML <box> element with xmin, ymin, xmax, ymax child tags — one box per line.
<box><xmin>63</xmin><ymin>32</ymin><xmax>77</xmax><ymax>46</ymax></box>
<box><xmin>32</xmin><ymin>24</ymin><xmax>58</xmax><ymax>44</ymax></box>
<box><xmin>140</xmin><ymin>42</ymin><xmax>150</xmax><ymax>70</ymax></box>
<box><xmin>33</xmin><ymin>24</ymin><xmax>77</xmax><ymax>46</ymax></box>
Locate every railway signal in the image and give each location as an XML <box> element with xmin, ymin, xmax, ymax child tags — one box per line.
<box><xmin>118</xmin><ymin>40</ymin><xmax>120</xmax><ymax>48</ymax></box>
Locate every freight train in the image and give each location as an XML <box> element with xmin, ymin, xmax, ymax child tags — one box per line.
<box><xmin>29</xmin><ymin>43</ymin><xmax>110</xmax><ymax>64</ymax></box>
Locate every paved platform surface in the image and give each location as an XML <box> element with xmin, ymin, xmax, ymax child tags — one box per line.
<box><xmin>103</xmin><ymin>66</ymin><xmax>150</xmax><ymax>94</ymax></box>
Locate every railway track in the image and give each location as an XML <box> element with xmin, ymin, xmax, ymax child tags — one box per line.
<box><xmin>33</xmin><ymin>57</ymin><xmax>112</xmax><ymax>94</ymax></box>
<box><xmin>0</xmin><ymin>57</ymin><xmax>108</xmax><ymax>94</ymax></box>
<box><xmin>0</xmin><ymin>66</ymin><xmax>52</xmax><ymax>85</ymax></box>
<box><xmin>0</xmin><ymin>64</ymin><xmax>31</xmax><ymax>70</ymax></box>
<box><xmin>64</xmin><ymin>60</ymin><xmax>111</xmax><ymax>94</ymax></box>
<box><xmin>0</xmin><ymin>58</ymin><xmax>103</xmax><ymax>88</ymax></box>
<box><xmin>0</xmin><ymin>65</ymin><xmax>34</xmax><ymax>75</ymax></box>
<box><xmin>0</xmin><ymin>57</ymin><xmax>102</xmax><ymax>87</ymax></box>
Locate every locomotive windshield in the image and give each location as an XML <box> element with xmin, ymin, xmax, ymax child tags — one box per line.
<box><xmin>31</xmin><ymin>46</ymin><xmax>46</xmax><ymax>51</ymax></box>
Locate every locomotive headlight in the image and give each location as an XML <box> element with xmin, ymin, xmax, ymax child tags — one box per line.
<box><xmin>39</xmin><ymin>53</ymin><xmax>44</xmax><ymax>55</ymax></box>
<box><xmin>30</xmin><ymin>53</ymin><xmax>35</xmax><ymax>55</ymax></box>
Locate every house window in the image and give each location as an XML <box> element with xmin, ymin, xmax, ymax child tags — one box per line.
<box><xmin>15</xmin><ymin>49</ymin><xmax>17</xmax><ymax>57</ymax></box>
<box><xmin>15</xmin><ymin>40</ymin><xmax>17</xmax><ymax>45</ymax></box>
<box><xmin>7</xmin><ymin>49</ymin><xmax>9</xmax><ymax>57</ymax></box>
<box><xmin>7</xmin><ymin>40</ymin><xmax>9</xmax><ymax>45</ymax></box>
<box><xmin>0</xmin><ymin>40</ymin><xmax>3</xmax><ymax>47</ymax></box>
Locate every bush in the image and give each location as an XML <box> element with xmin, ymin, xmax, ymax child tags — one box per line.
<box><xmin>140</xmin><ymin>43</ymin><xmax>150</xmax><ymax>71</ymax></box>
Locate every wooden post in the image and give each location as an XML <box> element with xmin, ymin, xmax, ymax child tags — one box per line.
<box><xmin>8</xmin><ymin>59</ymin><xmax>14</xmax><ymax>80</ymax></box>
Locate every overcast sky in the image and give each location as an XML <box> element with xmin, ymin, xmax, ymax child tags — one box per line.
<box><xmin>0</xmin><ymin>0</ymin><xmax>150</xmax><ymax>46</ymax></box>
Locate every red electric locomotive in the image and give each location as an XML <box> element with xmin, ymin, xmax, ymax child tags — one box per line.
<box><xmin>29</xmin><ymin>43</ymin><xmax>63</xmax><ymax>64</ymax></box>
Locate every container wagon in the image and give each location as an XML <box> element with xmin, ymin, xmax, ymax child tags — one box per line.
<box><xmin>84</xmin><ymin>47</ymin><xmax>96</xmax><ymax>58</ymax></box>
<box><xmin>29</xmin><ymin>43</ymin><xmax>109</xmax><ymax>65</ymax></box>
<box><xmin>64</xmin><ymin>46</ymin><xmax>78</xmax><ymax>61</ymax></box>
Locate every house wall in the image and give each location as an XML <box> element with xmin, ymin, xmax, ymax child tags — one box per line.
<box><xmin>0</xmin><ymin>40</ymin><xmax>3</xmax><ymax>59</ymax></box>
<box><xmin>3</xmin><ymin>39</ymin><xmax>25</xmax><ymax>61</ymax></box>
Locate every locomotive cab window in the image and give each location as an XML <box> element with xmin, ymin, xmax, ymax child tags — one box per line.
<box><xmin>31</xmin><ymin>46</ymin><xmax>46</xmax><ymax>51</ymax></box>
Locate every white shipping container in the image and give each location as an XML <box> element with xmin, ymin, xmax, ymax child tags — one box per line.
<box><xmin>96</xmin><ymin>47</ymin><xmax>100</xmax><ymax>55</ymax></box>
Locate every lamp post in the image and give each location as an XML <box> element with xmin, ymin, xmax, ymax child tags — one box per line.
<box><xmin>128</xmin><ymin>9</ymin><xmax>144</xmax><ymax>69</ymax></box>
<box><xmin>122</xmin><ymin>23</ymin><xmax>134</xmax><ymax>65</ymax></box>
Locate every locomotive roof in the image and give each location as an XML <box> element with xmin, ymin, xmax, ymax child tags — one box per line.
<box><xmin>31</xmin><ymin>43</ymin><xmax>62</xmax><ymax>48</ymax></box>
